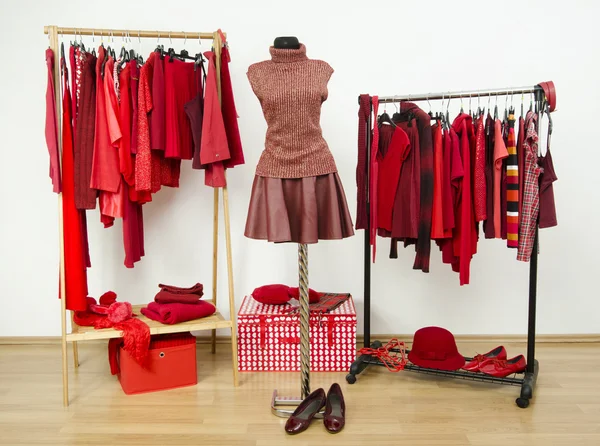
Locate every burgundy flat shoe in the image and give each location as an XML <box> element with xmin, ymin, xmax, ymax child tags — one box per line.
<box><xmin>284</xmin><ymin>388</ymin><xmax>326</xmax><ymax>435</ymax></box>
<box><xmin>462</xmin><ymin>346</ymin><xmax>507</xmax><ymax>372</ymax></box>
<box><xmin>479</xmin><ymin>355</ymin><xmax>527</xmax><ymax>377</ymax></box>
<box><xmin>324</xmin><ymin>383</ymin><xmax>346</xmax><ymax>434</ymax></box>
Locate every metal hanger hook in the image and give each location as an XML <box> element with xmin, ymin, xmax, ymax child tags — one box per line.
<box><xmin>169</xmin><ymin>31</ymin><xmax>172</xmax><ymax>45</ymax></box>
<box><xmin>157</xmin><ymin>32</ymin><xmax>160</xmax><ymax>44</ymax></box>
<box><xmin>426</xmin><ymin>94</ymin><xmax>432</xmax><ymax>112</ymax></box>
<box><xmin>446</xmin><ymin>93</ymin><xmax>451</xmax><ymax>112</ymax></box>
<box><xmin>92</xmin><ymin>30</ymin><xmax>95</xmax><ymax>43</ymax></box>
<box><xmin>184</xmin><ymin>32</ymin><xmax>187</xmax><ymax>46</ymax></box>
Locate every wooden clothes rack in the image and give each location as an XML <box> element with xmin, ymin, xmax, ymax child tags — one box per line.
<box><xmin>347</xmin><ymin>84</ymin><xmax>555</xmax><ymax>409</ymax></box>
<box><xmin>44</xmin><ymin>25</ymin><xmax>239</xmax><ymax>407</ymax></box>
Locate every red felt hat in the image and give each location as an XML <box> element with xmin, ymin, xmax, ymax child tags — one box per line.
<box><xmin>408</xmin><ymin>326</ymin><xmax>465</xmax><ymax>371</ymax></box>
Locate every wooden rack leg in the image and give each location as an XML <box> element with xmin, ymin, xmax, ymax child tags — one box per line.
<box><xmin>211</xmin><ymin>188</ymin><xmax>219</xmax><ymax>354</ymax></box>
<box><xmin>222</xmin><ymin>183</ymin><xmax>239</xmax><ymax>386</ymax></box>
<box><xmin>72</xmin><ymin>342</ymin><xmax>79</xmax><ymax>369</ymax></box>
<box><xmin>48</xmin><ymin>24</ymin><xmax>69</xmax><ymax>407</ymax></box>
<box><xmin>70</xmin><ymin>313</ymin><xmax>79</xmax><ymax>368</ymax></box>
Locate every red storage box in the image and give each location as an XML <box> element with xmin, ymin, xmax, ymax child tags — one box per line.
<box><xmin>118</xmin><ymin>332</ymin><xmax>197</xmax><ymax>395</ymax></box>
<box><xmin>237</xmin><ymin>294</ymin><xmax>356</xmax><ymax>372</ymax></box>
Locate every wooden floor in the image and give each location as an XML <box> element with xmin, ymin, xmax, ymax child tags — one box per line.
<box><xmin>1</xmin><ymin>342</ymin><xmax>599</xmax><ymax>445</ymax></box>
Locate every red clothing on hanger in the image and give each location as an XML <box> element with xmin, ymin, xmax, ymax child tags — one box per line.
<box><xmin>441</xmin><ymin>128</ymin><xmax>454</xmax><ymax>235</ymax></box>
<box><xmin>61</xmin><ymin>58</ymin><xmax>88</xmax><ymax>311</ymax></box>
<box><xmin>391</xmin><ymin>119</ymin><xmax>420</xmax><ymax>241</ymax></box>
<box><xmin>401</xmin><ymin>103</ymin><xmax>433</xmax><ymax>273</ymax></box>
<box><xmin>118</xmin><ymin>64</ymin><xmax>134</xmax><ymax>185</ymax></box>
<box><xmin>377</xmin><ymin>125</ymin><xmax>410</xmax><ymax>232</ymax></box>
<box><xmin>90</xmin><ymin>47</ymin><xmax>121</xmax><ymax>194</ymax></box>
<box><xmin>151</xmin><ymin>53</ymin><xmax>166</xmax><ymax>151</ymax></box>
<box><xmin>356</xmin><ymin>95</ymin><xmax>371</xmax><ymax>230</ymax></box>
<box><xmin>451</xmin><ymin>114</ymin><xmax>477</xmax><ymax>285</ymax></box>
<box><xmin>220</xmin><ymin>45</ymin><xmax>245</xmax><ymax>169</ymax></box>
<box><xmin>440</xmin><ymin>127</ymin><xmax>463</xmax><ymax>265</ymax></box>
<box><xmin>135</xmin><ymin>52</ymin><xmax>162</xmax><ymax>201</ymax></box>
<box><xmin>493</xmin><ymin>119</ymin><xmax>508</xmax><ymax>238</ymax></box>
<box><xmin>129</xmin><ymin>60</ymin><xmax>139</xmax><ymax>155</ymax></box>
<box><xmin>473</xmin><ymin>116</ymin><xmax>487</xmax><ymax>222</ymax></box>
<box><xmin>45</xmin><ymin>48</ymin><xmax>61</xmax><ymax>193</ymax></box>
<box><xmin>483</xmin><ymin>115</ymin><xmax>495</xmax><ymax>238</ymax></box>
<box><xmin>369</xmin><ymin>97</ymin><xmax>380</xmax><ymax>261</ymax></box>
<box><xmin>99</xmin><ymin>56</ymin><xmax>125</xmax><ymax>226</ymax></box>
<box><xmin>200</xmin><ymin>50</ymin><xmax>231</xmax><ymax>187</ymax></box>
<box><xmin>164</xmin><ymin>56</ymin><xmax>197</xmax><ymax>160</ymax></box>
<box><xmin>431</xmin><ymin>123</ymin><xmax>445</xmax><ymax>239</ymax></box>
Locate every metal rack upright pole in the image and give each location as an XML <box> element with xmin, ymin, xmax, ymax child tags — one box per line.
<box><xmin>363</xmin><ymin>107</ymin><xmax>372</xmax><ymax>348</ymax></box>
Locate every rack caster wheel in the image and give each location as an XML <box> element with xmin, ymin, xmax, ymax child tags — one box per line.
<box><xmin>516</xmin><ymin>397</ymin><xmax>529</xmax><ymax>408</ymax></box>
<box><xmin>372</xmin><ymin>341</ymin><xmax>382</xmax><ymax>348</ymax></box>
<box><xmin>346</xmin><ymin>374</ymin><xmax>356</xmax><ymax>384</ymax></box>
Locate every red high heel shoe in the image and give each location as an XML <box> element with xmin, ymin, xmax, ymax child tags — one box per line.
<box><xmin>479</xmin><ymin>355</ymin><xmax>527</xmax><ymax>377</ymax></box>
<box><xmin>462</xmin><ymin>346</ymin><xmax>507</xmax><ymax>372</ymax></box>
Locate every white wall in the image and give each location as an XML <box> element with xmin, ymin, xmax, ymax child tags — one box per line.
<box><xmin>0</xmin><ymin>0</ymin><xmax>598</xmax><ymax>337</ymax></box>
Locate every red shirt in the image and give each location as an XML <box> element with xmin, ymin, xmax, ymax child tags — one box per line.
<box><xmin>377</xmin><ymin>125</ymin><xmax>410</xmax><ymax>232</ymax></box>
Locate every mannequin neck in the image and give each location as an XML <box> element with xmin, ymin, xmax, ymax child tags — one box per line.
<box><xmin>274</xmin><ymin>36</ymin><xmax>300</xmax><ymax>49</ymax></box>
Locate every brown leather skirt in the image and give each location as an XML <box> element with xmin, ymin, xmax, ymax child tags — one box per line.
<box><xmin>244</xmin><ymin>173</ymin><xmax>355</xmax><ymax>244</ymax></box>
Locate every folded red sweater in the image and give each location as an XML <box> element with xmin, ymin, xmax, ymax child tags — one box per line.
<box><xmin>158</xmin><ymin>283</ymin><xmax>204</xmax><ymax>296</ymax></box>
<box><xmin>141</xmin><ymin>301</ymin><xmax>216</xmax><ymax>325</ymax></box>
<box><xmin>154</xmin><ymin>290</ymin><xmax>201</xmax><ymax>304</ymax></box>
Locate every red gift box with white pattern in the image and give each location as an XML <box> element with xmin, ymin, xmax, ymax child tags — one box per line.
<box><xmin>237</xmin><ymin>294</ymin><xmax>357</xmax><ymax>372</ymax></box>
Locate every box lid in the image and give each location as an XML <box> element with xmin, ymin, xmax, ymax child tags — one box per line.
<box><xmin>238</xmin><ymin>294</ymin><xmax>356</xmax><ymax>321</ymax></box>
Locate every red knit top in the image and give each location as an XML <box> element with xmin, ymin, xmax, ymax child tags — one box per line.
<box><xmin>247</xmin><ymin>44</ymin><xmax>338</xmax><ymax>178</ymax></box>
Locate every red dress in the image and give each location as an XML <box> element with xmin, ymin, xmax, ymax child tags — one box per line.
<box><xmin>61</xmin><ymin>59</ymin><xmax>88</xmax><ymax>311</ymax></box>
<box><xmin>377</xmin><ymin>125</ymin><xmax>410</xmax><ymax>232</ymax></box>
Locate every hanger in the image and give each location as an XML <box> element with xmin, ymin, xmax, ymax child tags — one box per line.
<box><xmin>509</xmin><ymin>91</ymin><xmax>515</xmax><ymax>116</ymax></box>
<box><xmin>391</xmin><ymin>96</ymin><xmax>402</xmax><ymax>122</ymax></box>
<box><xmin>493</xmin><ymin>94</ymin><xmax>498</xmax><ymax>120</ymax></box>
<box><xmin>379</xmin><ymin>100</ymin><xmax>396</xmax><ymax>127</ymax></box>
<box><xmin>445</xmin><ymin>93</ymin><xmax>451</xmax><ymax>128</ymax></box>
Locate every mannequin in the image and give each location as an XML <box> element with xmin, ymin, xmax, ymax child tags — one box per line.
<box><xmin>273</xmin><ymin>36</ymin><xmax>300</xmax><ymax>49</ymax></box>
<box><xmin>245</xmin><ymin>38</ymin><xmax>354</xmax><ymax>405</ymax></box>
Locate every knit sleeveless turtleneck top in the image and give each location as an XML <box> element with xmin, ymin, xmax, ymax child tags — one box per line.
<box><xmin>247</xmin><ymin>44</ymin><xmax>338</xmax><ymax>178</ymax></box>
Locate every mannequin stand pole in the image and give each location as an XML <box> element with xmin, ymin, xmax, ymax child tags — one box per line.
<box><xmin>271</xmin><ymin>243</ymin><xmax>319</xmax><ymax>417</ymax></box>
<box><xmin>298</xmin><ymin>243</ymin><xmax>310</xmax><ymax>399</ymax></box>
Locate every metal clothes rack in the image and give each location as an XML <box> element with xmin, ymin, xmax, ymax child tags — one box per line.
<box><xmin>347</xmin><ymin>84</ymin><xmax>552</xmax><ymax>409</ymax></box>
<box><xmin>44</xmin><ymin>25</ymin><xmax>239</xmax><ymax>406</ymax></box>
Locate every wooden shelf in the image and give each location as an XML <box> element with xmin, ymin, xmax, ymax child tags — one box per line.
<box><xmin>66</xmin><ymin>304</ymin><xmax>233</xmax><ymax>342</ymax></box>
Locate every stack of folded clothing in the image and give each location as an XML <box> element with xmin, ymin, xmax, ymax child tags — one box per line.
<box><xmin>141</xmin><ymin>283</ymin><xmax>216</xmax><ymax>325</ymax></box>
